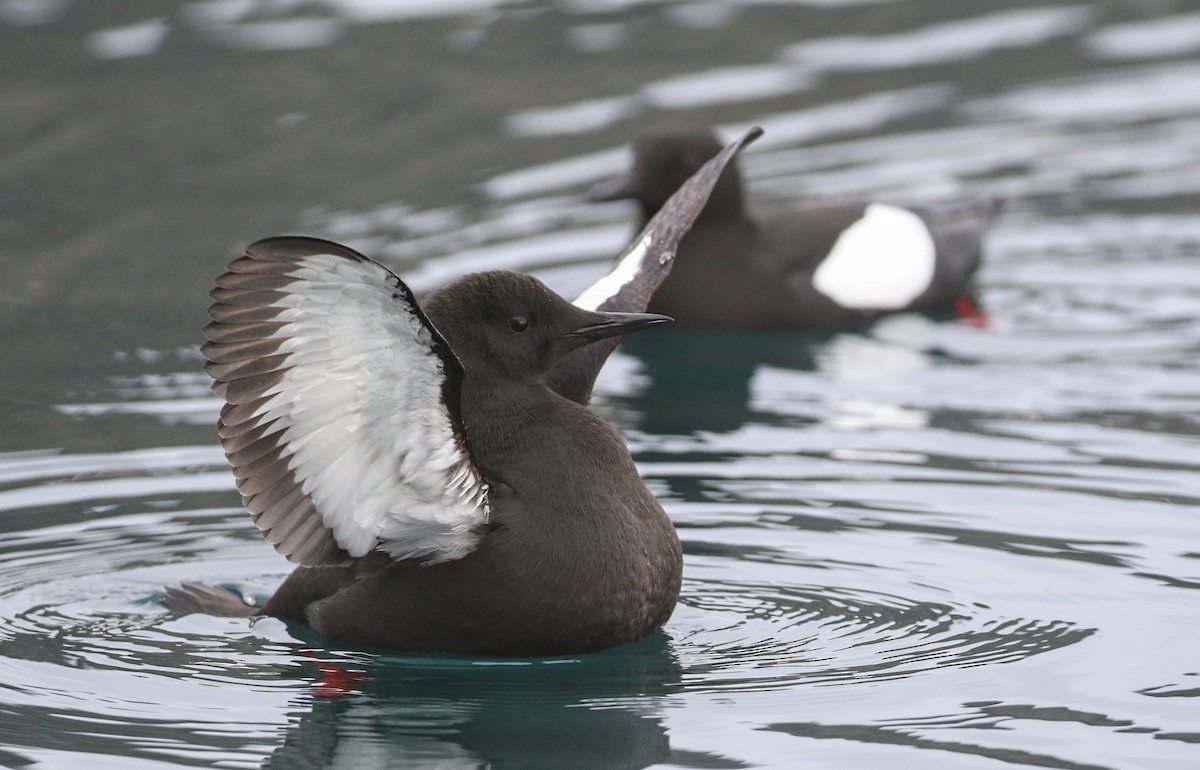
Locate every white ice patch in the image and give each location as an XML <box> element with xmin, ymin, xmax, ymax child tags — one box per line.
<box><xmin>573</xmin><ymin>232</ymin><xmax>653</xmax><ymax>311</ymax></box>
<box><xmin>811</xmin><ymin>203</ymin><xmax>936</xmax><ymax>310</ymax></box>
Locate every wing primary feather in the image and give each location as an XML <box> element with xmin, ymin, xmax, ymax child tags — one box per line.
<box><xmin>220</xmin><ymin>419</ymin><xmax>273</xmax><ymax>455</ymax></box>
<box><xmin>205</xmin><ymin>353</ymin><xmax>292</xmax><ymax>383</ymax></box>
<box><xmin>292</xmin><ymin>528</ymin><xmax>350</xmax><ymax>567</ymax></box>
<box><xmin>212</xmin><ymin>368</ymin><xmax>289</xmax><ymax>405</ymax></box>
<box><xmin>246</xmin><ymin>477</ymin><xmax>306</xmax><ymax>520</ymax></box>
<box><xmin>224</xmin><ymin>255</ymin><xmax>298</xmax><ymax>274</ymax></box>
<box><xmin>277</xmin><ymin>509</ymin><xmax>344</xmax><ymax>565</ymax></box>
<box><xmin>209</xmin><ymin>286</ymin><xmax>290</xmax><ymax>307</ymax></box>
<box><xmin>218</xmin><ymin>396</ymin><xmax>278</xmax><ymax>434</ymax></box>
<box><xmin>200</xmin><ymin>337</ymin><xmax>286</xmax><ymax>364</ymax></box>
<box><xmin>257</xmin><ymin>494</ymin><xmax>317</xmax><ymax>546</ymax></box>
<box><xmin>207</xmin><ymin>303</ymin><xmax>288</xmax><ymax>324</ymax></box>
<box><xmin>213</xmin><ymin>272</ymin><xmax>295</xmax><ymax>291</ymax></box>
<box><xmin>233</xmin><ymin>448</ymin><xmax>293</xmax><ymax>496</ymax></box>
<box><xmin>230</xmin><ymin>442</ymin><xmax>287</xmax><ymax>482</ymax></box>
<box><xmin>224</xmin><ymin>425</ymin><xmax>287</xmax><ymax>465</ymax></box>
<box><xmin>204</xmin><ymin>321</ymin><xmax>289</xmax><ymax>344</ymax></box>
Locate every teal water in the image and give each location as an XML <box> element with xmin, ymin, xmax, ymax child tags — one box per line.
<box><xmin>2</xmin><ymin>1</ymin><xmax>1199</xmax><ymax>768</ymax></box>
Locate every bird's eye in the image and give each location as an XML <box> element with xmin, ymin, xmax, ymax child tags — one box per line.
<box><xmin>509</xmin><ymin>315</ymin><xmax>529</xmax><ymax>333</ymax></box>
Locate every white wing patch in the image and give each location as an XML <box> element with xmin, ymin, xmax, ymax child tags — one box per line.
<box><xmin>573</xmin><ymin>232</ymin><xmax>653</xmax><ymax>311</ymax></box>
<box><xmin>811</xmin><ymin>203</ymin><xmax>936</xmax><ymax>310</ymax></box>
<box><xmin>205</xmin><ymin>240</ymin><xmax>489</xmax><ymax>565</ymax></box>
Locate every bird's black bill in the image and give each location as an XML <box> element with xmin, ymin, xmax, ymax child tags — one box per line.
<box><xmin>568</xmin><ymin>311</ymin><xmax>673</xmax><ymax>341</ymax></box>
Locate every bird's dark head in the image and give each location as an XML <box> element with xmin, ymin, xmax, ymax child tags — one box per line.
<box><xmin>423</xmin><ymin>270</ymin><xmax>671</xmax><ymax>383</ymax></box>
<box><xmin>591</xmin><ymin>130</ymin><xmax>745</xmax><ymax>224</ymax></box>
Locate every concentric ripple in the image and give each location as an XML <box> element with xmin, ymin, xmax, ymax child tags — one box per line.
<box><xmin>671</xmin><ymin>577</ymin><xmax>1091</xmax><ymax>693</ymax></box>
<box><xmin>0</xmin><ymin>509</ymin><xmax>303</xmax><ymax>768</ymax></box>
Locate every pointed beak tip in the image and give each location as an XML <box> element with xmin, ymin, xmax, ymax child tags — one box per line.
<box><xmin>569</xmin><ymin>311</ymin><xmax>673</xmax><ymax>342</ymax></box>
<box><xmin>646</xmin><ymin>313</ymin><xmax>674</xmax><ymax>327</ymax></box>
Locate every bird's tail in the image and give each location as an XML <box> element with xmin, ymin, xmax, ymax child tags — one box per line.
<box><xmin>161</xmin><ymin>582</ymin><xmax>259</xmax><ymax>618</ymax></box>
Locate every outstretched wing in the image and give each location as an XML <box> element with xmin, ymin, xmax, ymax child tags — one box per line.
<box><xmin>204</xmin><ymin>236</ymin><xmax>489</xmax><ymax>567</ymax></box>
<box><xmin>547</xmin><ymin>126</ymin><xmax>763</xmax><ymax>404</ymax></box>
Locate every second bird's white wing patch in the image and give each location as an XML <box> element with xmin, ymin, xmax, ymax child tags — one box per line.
<box><xmin>811</xmin><ymin>203</ymin><xmax>936</xmax><ymax>310</ymax></box>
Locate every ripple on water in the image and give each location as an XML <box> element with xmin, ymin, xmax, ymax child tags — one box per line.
<box><xmin>7</xmin><ymin>0</ymin><xmax>1200</xmax><ymax>766</ymax></box>
<box><xmin>0</xmin><ymin>478</ymin><xmax>687</xmax><ymax>768</ymax></box>
<box><xmin>670</xmin><ymin>573</ymin><xmax>1092</xmax><ymax>695</ymax></box>
<box><xmin>0</xmin><ymin>503</ymin><xmax>305</xmax><ymax>767</ymax></box>
<box><xmin>0</xmin><ymin>429</ymin><xmax>1093</xmax><ymax>724</ymax></box>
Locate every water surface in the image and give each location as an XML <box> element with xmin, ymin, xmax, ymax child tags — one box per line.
<box><xmin>1</xmin><ymin>1</ymin><xmax>1198</xmax><ymax>768</ymax></box>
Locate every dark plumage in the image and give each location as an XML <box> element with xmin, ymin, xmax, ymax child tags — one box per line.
<box><xmin>256</xmin><ymin>268</ymin><xmax>682</xmax><ymax>655</ymax></box>
<box><xmin>162</xmin><ymin>129</ymin><xmax>764</xmax><ymax>656</ymax></box>
<box><xmin>594</xmin><ymin>130</ymin><xmax>1000</xmax><ymax>329</ymax></box>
